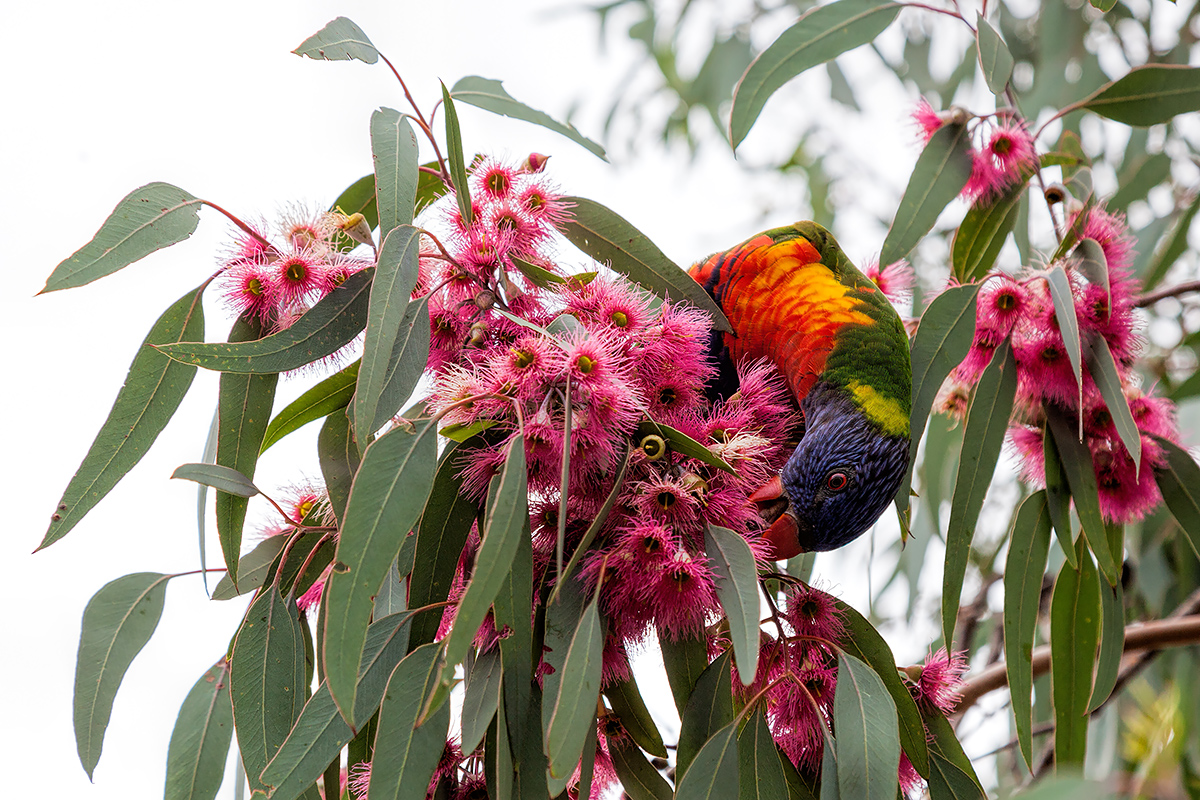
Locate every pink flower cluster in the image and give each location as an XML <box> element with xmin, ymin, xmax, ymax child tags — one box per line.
<box><xmin>913</xmin><ymin>99</ymin><xmax>1036</xmax><ymax>205</ymax></box>
<box><xmin>937</xmin><ymin>206</ymin><xmax>1181</xmax><ymax>522</ymax></box>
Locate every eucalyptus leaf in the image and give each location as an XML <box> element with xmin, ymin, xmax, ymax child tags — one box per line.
<box><xmin>1042</xmin><ymin>425</ymin><xmax>1078</xmax><ymax>567</ymax></box>
<box><xmin>834</xmin><ymin>653</ymin><xmax>900</xmax><ymax>800</ymax></box>
<box><xmin>678</xmin><ymin>650</ymin><xmax>734</xmax><ymax>780</ymax></box>
<box><xmin>603</xmin><ymin>676</ymin><xmax>668</xmax><ymax>758</ymax></box>
<box><xmin>318</xmin><ymin>408</ymin><xmax>361</xmax><ymax>526</ymax></box>
<box><xmin>705</xmin><ymin>525</ymin><xmax>761</xmax><ymax>683</ymax></box>
<box><xmin>1087</xmin><ymin>572</ymin><xmax>1124</xmax><ymax>713</ymax></box>
<box><xmin>461</xmin><ymin>647</ymin><xmax>503</xmax><ymax>754</ymax></box>
<box><xmin>371</xmin><ymin>109</ymin><xmax>419</xmax><ymax>240</ymax></box>
<box><xmin>292</xmin><ymin>17</ymin><xmax>379</xmax><ymax>64</ymax></box>
<box><xmin>451</xmin><ymin>76</ymin><xmax>607</xmax><ymax>160</ymax></box>
<box><xmin>637</xmin><ymin>420</ymin><xmax>737</xmax><ymax>474</ymax></box>
<box><xmin>1047</xmin><ymin>406</ymin><xmax>1118</xmax><ymax>584</ymax></box>
<box><xmin>1049</xmin><ymin>541</ymin><xmax>1100</xmax><ymax>766</ymax></box>
<box><xmin>1078</xmin><ymin>64</ymin><xmax>1200</xmax><ymax>126</ymax></box>
<box><xmin>170</xmin><ymin>463</ymin><xmax>259</xmax><ymax>497</ymax></box>
<box><xmin>212</xmin><ymin>536</ymin><xmax>287</xmax><ymax>601</ymax></box>
<box><xmin>164</xmin><ymin>659</ymin><xmax>234</xmax><ymax>800</ymax></box>
<box><xmin>441</xmin><ymin>83</ymin><xmax>473</xmax><ymax>227</ymax></box>
<box><xmin>976</xmin><ymin>15</ymin><xmax>1014</xmax><ymax>94</ymax></box>
<box><xmin>675</xmin><ymin>719</ymin><xmax>740</xmax><ymax>800</ymax></box>
<box><xmin>1045</xmin><ymin>264</ymin><xmax>1084</xmax><ymax>403</ymax></box>
<box><xmin>738</xmin><ymin>709</ymin><xmax>790</xmax><ymax>800</ymax></box>
<box><xmin>951</xmin><ymin>184</ymin><xmax>1023</xmax><ymax>282</ymax></box>
<box><xmin>1086</xmin><ymin>336</ymin><xmax>1141</xmax><ymax>474</ymax></box>
<box><xmin>609</xmin><ymin>739</ymin><xmax>674</xmax><ymax>800</ymax></box>
<box><xmin>368</xmin><ymin>643</ymin><xmax>451</xmax><ymax>800</ymax></box>
<box><xmin>546</xmin><ymin>599</ymin><xmax>605</xmax><ymax>781</ymax></box>
<box><xmin>1152</xmin><ymin>436</ymin><xmax>1200</xmax><ymax>558</ymax></box>
<box><xmin>261</xmin><ymin>360</ymin><xmax>360</xmax><ymax>454</ymax></box>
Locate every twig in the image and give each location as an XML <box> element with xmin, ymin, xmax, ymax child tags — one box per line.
<box><xmin>1136</xmin><ymin>279</ymin><xmax>1200</xmax><ymax>308</ymax></box>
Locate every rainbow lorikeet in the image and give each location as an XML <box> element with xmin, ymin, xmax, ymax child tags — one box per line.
<box><xmin>689</xmin><ymin>221</ymin><xmax>912</xmax><ymax>558</ymax></box>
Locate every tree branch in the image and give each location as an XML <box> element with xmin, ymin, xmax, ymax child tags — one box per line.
<box><xmin>1136</xmin><ymin>279</ymin><xmax>1200</xmax><ymax>308</ymax></box>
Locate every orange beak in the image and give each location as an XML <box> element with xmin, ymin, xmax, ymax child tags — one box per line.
<box><xmin>748</xmin><ymin>475</ymin><xmax>783</xmax><ymax>504</ymax></box>
<box><xmin>749</xmin><ymin>475</ymin><xmax>805</xmax><ymax>560</ymax></box>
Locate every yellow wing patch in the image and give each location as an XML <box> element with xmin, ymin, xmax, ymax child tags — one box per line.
<box><xmin>846</xmin><ymin>380</ymin><xmax>910</xmax><ymax>437</ymax></box>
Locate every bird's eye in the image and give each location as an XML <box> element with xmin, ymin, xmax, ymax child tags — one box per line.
<box><xmin>826</xmin><ymin>471</ymin><xmax>849</xmax><ymax>492</ymax></box>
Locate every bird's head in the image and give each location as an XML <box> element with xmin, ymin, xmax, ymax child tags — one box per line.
<box><xmin>751</xmin><ymin>391</ymin><xmax>910</xmax><ymax>557</ymax></box>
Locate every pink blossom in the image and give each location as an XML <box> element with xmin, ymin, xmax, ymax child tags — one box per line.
<box><xmin>516</xmin><ymin>175</ymin><xmax>572</xmax><ymax>230</ymax></box>
<box><xmin>963</xmin><ymin>149</ymin><xmax>1008</xmax><ymax>203</ymax></box>
<box><xmin>899</xmin><ymin>751</ymin><xmax>924</xmax><ymax>798</ymax></box>
<box><xmin>278</xmin><ymin>204</ymin><xmax>337</xmax><ymax>252</ymax></box>
<box><xmin>771</xmin><ymin>662</ymin><xmax>836</xmax><ymax>773</ymax></box>
<box><xmin>861</xmin><ymin>257</ymin><xmax>914</xmax><ymax>306</ymax></box>
<box><xmin>983</xmin><ymin>120</ymin><xmax>1036</xmax><ymax>184</ymax></box>
<box><xmin>785</xmin><ymin>584</ymin><xmax>846</xmax><ymax>645</ymax></box>
<box><xmin>914</xmin><ymin>647</ymin><xmax>968</xmax><ymax>714</ymax></box>
<box><xmin>348</xmin><ymin>762</ymin><xmax>370</xmax><ymax>800</ymax></box>
<box><xmin>649</xmin><ymin>549</ymin><xmax>721</xmax><ymax>641</ymax></box>
<box><xmin>270</xmin><ymin>248</ymin><xmax>326</xmax><ymax>307</ymax></box>
<box><xmin>912</xmin><ymin>98</ymin><xmax>944</xmax><ymax>143</ymax></box>
<box><xmin>296</xmin><ymin>565</ymin><xmax>331</xmax><ymax>612</ymax></box>
<box><xmin>472</xmin><ymin>157</ymin><xmax>519</xmax><ymax>200</ymax></box>
<box><xmin>222</xmin><ymin>260</ymin><xmax>277</xmax><ymax>321</ymax></box>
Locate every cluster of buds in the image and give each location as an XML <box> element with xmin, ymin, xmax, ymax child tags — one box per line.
<box><xmin>913</xmin><ymin>99</ymin><xmax>1037</xmax><ymax>205</ymax></box>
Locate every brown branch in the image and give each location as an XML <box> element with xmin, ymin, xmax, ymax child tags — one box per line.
<box><xmin>1136</xmin><ymin>279</ymin><xmax>1200</xmax><ymax>308</ymax></box>
<box><xmin>954</xmin><ymin>613</ymin><xmax>1200</xmax><ymax>714</ymax></box>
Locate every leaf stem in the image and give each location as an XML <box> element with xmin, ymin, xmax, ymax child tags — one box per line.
<box><xmin>377</xmin><ymin>53</ymin><xmax>451</xmax><ymax>184</ymax></box>
<box><xmin>200</xmin><ymin>200</ymin><xmax>276</xmax><ymax>253</ymax></box>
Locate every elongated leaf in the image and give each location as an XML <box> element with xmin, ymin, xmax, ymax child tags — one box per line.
<box><xmin>609</xmin><ymin>740</ymin><xmax>674</xmax><ymax>800</ymax></box>
<box><xmin>1050</xmin><ymin>540</ymin><xmax>1100</xmax><ymax>766</ymax></box>
<box><xmin>637</xmin><ymin>421</ymin><xmax>736</xmax><ymax>474</ymax></box>
<box><xmin>440</xmin><ymin>435</ymin><xmax>527</xmax><ymax>680</ymax></box>
<box><xmin>922</xmin><ymin>710</ymin><xmax>984</xmax><ymax>796</ymax></box>
<box><xmin>1142</xmin><ymin>193</ymin><xmax>1200</xmax><ymax>291</ymax></box>
<box><xmin>39</xmin><ymin>286</ymin><xmax>204</xmax><ymax>550</ymax></box>
<box><xmin>1153</xmin><ymin>436</ymin><xmax>1200</xmax><ymax>558</ymax></box>
<box><xmin>542</xmin><ymin>576</ymin><xmax>588</xmax><ymax>742</ymax></box>
<box><xmin>165</xmin><ymin>659</ymin><xmax>234</xmax><ymax>800</ymax></box>
<box><xmin>1109</xmin><ymin>153</ymin><xmax>1172</xmax><ymax>212</ymax></box>
<box><xmin>559</xmin><ymin>197</ymin><xmax>732</xmax><ymax>332</ymax></box>
<box><xmin>1003</xmin><ymin>491</ymin><xmax>1052</xmax><ymax>768</ymax></box>
<box><xmin>451</xmin><ymin>76</ymin><xmax>607</xmax><ymax>160</ymax></box>
<box><xmin>462</xmin><ymin>647</ymin><xmax>503</xmax><ymax>754</ymax></box>
<box><xmin>369</xmin><ymin>643</ymin><xmax>451</xmax><ymax>800</ymax></box>
<box><xmin>1087</xmin><ymin>336</ymin><xmax>1141</xmax><ymax>473</ymax></box>
<box><xmin>820</xmin><ymin>724</ymin><xmax>840</xmax><ymax>800</ymax></box>
<box><xmin>1079</xmin><ymin>65</ymin><xmax>1200</xmax><ymax>126</ymax></box>
<box><xmin>318</xmin><ymin>408</ymin><xmax>361</xmax><ymax>525</ymax></box>
<box><xmin>355</xmin><ymin>226</ymin><xmax>421</xmax><ymax>443</ymax></box>
<box><xmin>74</xmin><ymin>572</ymin><xmax>171</xmax><ymax>777</ymax></box>
<box><xmin>485</xmin><ymin>700</ymin><xmax>513</xmax><ymax>800</ymax></box>
<box><xmin>880</xmin><ymin>122</ymin><xmax>973</xmax><ymax>267</ymax></box>
<box><xmin>926</xmin><ymin>753</ymin><xmax>985</xmax><ymax>800</ymax></box>
<box><xmin>372</xmin><ymin>109</ymin><xmax>419</xmax><ymax>240</ymax></box>
<box><xmin>511</xmin><ymin>256</ymin><xmax>568</xmax><ymax>288</ymax></box>
<box><xmin>678</xmin><ymin>650</ymin><xmax>734</xmax><ymax>780</ymax></box>
<box><xmin>676</xmin><ymin>719</ymin><xmax>740</xmax><ymax>800</ymax></box>
<box><xmin>1047</xmin><ymin>406</ymin><xmax>1118</xmax><ymax>584</ymax></box>
<box><xmin>370</xmin><ymin>294</ymin><xmax>430</xmax><ymax>436</ymax></box>
<box><xmin>896</xmin><ymin>283</ymin><xmax>980</xmax><ymax>524</ymax></box>
<box><xmin>976</xmin><ymin>15</ymin><xmax>1014</xmax><ymax>94</ymax></box>
<box><xmin>547</xmin><ymin>599</ymin><xmax>605</xmax><ymax>780</ymax></box>
<box><xmin>729</xmin><ymin>0</ymin><xmax>900</xmax><ymax>148</ymax></box>
<box><xmin>261</xmin><ymin>361</ymin><xmax>359</xmax><ymax>454</ymax></box>
<box><xmin>1042</xmin><ymin>426</ymin><xmax>1078</xmax><ymax>566</ymax></box>
<box><xmin>550</xmin><ymin>445</ymin><xmax>632</xmax><ymax>605</ymax></box>
<box><xmin>262</xmin><ymin>612</ymin><xmax>415</xmax><ymax>800</ymax></box>
<box><xmin>441</xmin><ymin>83</ymin><xmax>473</xmax><ymax>227</ymax></box>
<box><xmin>171</xmin><ymin>463</ymin><xmax>258</xmax><ymax>497</ymax></box>
<box><xmin>738</xmin><ymin>709</ymin><xmax>789</xmax><ymax>800</ymax></box>
<box><xmin>212</xmin><ymin>534</ymin><xmax>287</xmax><ymax>601</ymax></box>
<box><xmin>230</xmin><ymin>586</ymin><xmax>308</xmax><ymax>793</ymax></box>
<box><xmin>215</xmin><ymin>316</ymin><xmax>278</xmax><ymax>586</ymax></box>
<box><xmin>705</xmin><ymin>525</ymin><xmax>760</xmax><ymax>683</ymax></box>
<box><xmin>292</xmin><ymin>17</ymin><xmax>379</xmax><ymax>63</ymax></box>
<box><xmin>951</xmin><ymin>184</ymin><xmax>1023</xmax><ymax>282</ymax></box>
<box><xmin>1075</xmin><ymin>239</ymin><xmax>1110</xmax><ymax>324</ymax></box>
<box><xmin>42</xmin><ymin>182</ymin><xmax>202</xmax><ymax>292</ymax></box>
<box><xmin>409</xmin><ymin>443</ymin><xmax>477</xmax><ymax>648</ymax></box>
<box><xmin>1045</xmin><ymin>264</ymin><xmax>1084</xmax><ymax>402</ymax></box>
<box><xmin>660</xmin><ymin>633</ymin><xmax>711</xmax><ymax>715</ymax></box>
<box><xmin>158</xmin><ymin>269</ymin><xmax>374</xmax><ymax>373</ymax></box>
<box><xmin>834</xmin><ymin>653</ymin><xmax>900</xmax><ymax>800</ymax></box>
<box><xmin>324</xmin><ymin>420</ymin><xmax>437</xmax><ymax>723</ymax></box>
<box><xmin>605</xmin><ymin>676</ymin><xmax>669</xmax><ymax>759</ymax></box>
<box><xmin>834</xmin><ymin>601</ymin><xmax>928</xmax><ymax>776</ymax></box>
<box><xmin>943</xmin><ymin>341</ymin><xmax>1017</xmax><ymax>645</ymax></box>
<box><xmin>196</xmin><ymin>409</ymin><xmax>219</xmax><ymax>595</ymax></box>
<box><xmin>1088</xmin><ymin>569</ymin><xmax>1124</xmax><ymax>713</ymax></box>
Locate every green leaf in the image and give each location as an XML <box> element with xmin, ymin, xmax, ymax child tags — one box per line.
<box><xmin>439</xmin><ymin>419</ymin><xmax>500</xmax><ymax>442</ymax></box>
<box><xmin>896</xmin><ymin>283</ymin><xmax>981</xmax><ymax>525</ymax></box>
<box><xmin>261</xmin><ymin>360</ymin><xmax>360</xmax><ymax>454</ymax></box>
<box><xmin>1050</xmin><ymin>540</ymin><xmax>1100</xmax><ymax>766</ymax></box>
<box><xmin>559</xmin><ymin>196</ymin><xmax>732</xmax><ymax>333</ymax></box>
<box><xmin>943</xmin><ymin>340</ymin><xmax>1018</xmax><ymax>646</ymax></box>
<box><xmin>450</xmin><ymin>76</ymin><xmax>607</xmax><ymax>160</ymax></box>
<box><xmin>484</xmin><ymin>699</ymin><xmax>513</xmax><ymax>800</ymax></box>
<box><xmin>1153</xmin><ymin>436</ymin><xmax>1200</xmax><ymax>558</ymax></box>
<box><xmin>511</xmin><ymin>256</ymin><xmax>568</xmax><ymax>288</ymax></box>
<box><xmin>324</xmin><ymin>420</ymin><xmax>437</xmax><ymax>723</ymax></box>
<box><xmin>318</xmin><ymin>408</ymin><xmax>361</xmax><ymax>526</ymax></box>
<box><xmin>440</xmin><ymin>435</ymin><xmax>527</xmax><ymax>680</ymax></box>
<box><xmin>1075</xmin><ymin>239</ymin><xmax>1110</xmax><ymax>327</ymax></box>
<box><xmin>158</xmin><ymin>268</ymin><xmax>374</xmax><ymax>373</ymax></box>
<box><xmin>74</xmin><ymin>572</ymin><xmax>171</xmax><ymax>778</ymax></box>
<box><xmin>230</xmin><ymin>585</ymin><xmax>308</xmax><ymax>793</ymax></box>
<box><xmin>355</xmin><ymin>226</ymin><xmax>421</xmax><ymax>443</ymax></box>
<box><xmin>546</xmin><ymin>599</ymin><xmax>605</xmax><ymax>780</ymax></box>
<box><xmin>637</xmin><ymin>421</ymin><xmax>737</xmax><ymax>475</ymax></box>
<box><xmin>676</xmin><ymin>719</ymin><xmax>740</xmax><ymax>800</ymax></box>
<box><xmin>165</xmin><ymin>659</ymin><xmax>234</xmax><ymax>800</ymax></box>
<box><xmin>542</xmin><ymin>575</ymin><xmax>587</xmax><ymax>742</ymax></box>
<box><xmin>1109</xmin><ymin>153</ymin><xmax>1172</xmax><ymax>212</ymax></box>
<box><xmin>661</xmin><ymin>634</ymin><xmax>711</xmax><ymax>715</ymax></box>
<box><xmin>371</xmin><ymin>109</ymin><xmax>419</xmax><ymax>240</ymax></box>
<box><xmin>880</xmin><ymin>122</ymin><xmax>973</xmax><ymax>267</ymax></box>
<box><xmin>1047</xmin><ymin>406</ymin><xmax>1118</xmax><ymax>584</ymax></box>
<box><xmin>728</xmin><ymin>0</ymin><xmax>900</xmax><ymax>148</ymax></box>
<box><xmin>951</xmin><ymin>183</ymin><xmax>1023</xmax><ymax>282</ymax></box>
<box><xmin>1142</xmin><ymin>193</ymin><xmax>1200</xmax><ymax>291</ymax></box>
<box><xmin>409</xmin><ymin>443</ymin><xmax>478</xmax><ymax>648</ymax></box>
<box><xmin>604</xmin><ymin>676</ymin><xmax>668</xmax><ymax>759</ymax></box>
<box><xmin>1087</xmin><ymin>564</ymin><xmax>1124</xmax><ymax>713</ymax></box>
<box><xmin>215</xmin><ymin>315</ymin><xmax>278</xmax><ymax>586</ymax></box>
<box><xmin>1042</xmin><ymin>425</ymin><xmax>1078</xmax><ymax>567</ymax></box>
<box><xmin>738</xmin><ymin>709</ymin><xmax>790</xmax><ymax>800</ymax></box>
<box><xmin>1045</xmin><ymin>264</ymin><xmax>1084</xmax><ymax>403</ymax></box>
<box><xmin>170</xmin><ymin>463</ymin><xmax>259</xmax><ymax>497</ymax></box>
<box><xmin>196</xmin><ymin>409</ymin><xmax>219</xmax><ymax>596</ymax></box>
<box><xmin>835</xmin><ymin>601</ymin><xmax>929</xmax><ymax>777</ymax></box>
<box><xmin>262</xmin><ymin>612</ymin><xmax>416</xmax><ymax>800</ymax></box>
<box><xmin>1078</xmin><ymin>65</ymin><xmax>1200</xmax><ymax>126</ymax></box>
<box><xmin>1003</xmin><ymin>491</ymin><xmax>1052</xmax><ymax>769</ymax></box>
<box><xmin>705</xmin><ymin>525</ymin><xmax>761</xmax><ymax>683</ymax></box>
<box><xmin>926</xmin><ymin>753</ymin><xmax>985</xmax><ymax>800</ymax></box>
<box><xmin>1089</xmin><ymin>0</ymin><xmax>1117</xmax><ymax>11</ymax></box>
<box><xmin>550</xmin><ymin>445</ymin><xmax>632</xmax><ymax>605</ymax></box>
<box><xmin>41</xmin><ymin>182</ymin><xmax>202</xmax><ymax>293</ymax></box>
<box><xmin>462</xmin><ymin>647</ymin><xmax>503</xmax><ymax>755</ymax></box>
<box><xmin>368</xmin><ymin>643</ymin><xmax>452</xmax><ymax>800</ymax></box>
<box><xmin>678</xmin><ymin>650</ymin><xmax>735</xmax><ymax>780</ymax></box>
<box><xmin>922</xmin><ymin>710</ymin><xmax>984</xmax><ymax>797</ymax></box>
<box><xmin>329</xmin><ymin>175</ymin><xmax>379</xmax><ymax>252</ymax></box>
<box><xmin>212</xmin><ymin>535</ymin><xmax>287</xmax><ymax>601</ymax></box>
<box><xmin>370</xmin><ymin>294</ymin><xmax>431</xmax><ymax>438</ymax></box>
<box><xmin>38</xmin><ymin>286</ymin><xmax>204</xmax><ymax>551</ymax></box>
<box><xmin>414</xmin><ymin>162</ymin><xmax>449</xmax><ymax>216</ymax></box>
<box><xmin>292</xmin><ymin>17</ymin><xmax>379</xmax><ymax>64</ymax></box>
<box><xmin>975</xmin><ymin>15</ymin><xmax>1014</xmax><ymax>94</ymax></box>
<box><xmin>834</xmin><ymin>653</ymin><xmax>900</xmax><ymax>800</ymax></box>
<box><xmin>441</xmin><ymin>83</ymin><xmax>473</xmax><ymax>228</ymax></box>
<box><xmin>609</xmin><ymin>739</ymin><xmax>674</xmax><ymax>800</ymax></box>
<box><xmin>1086</xmin><ymin>336</ymin><xmax>1141</xmax><ymax>473</ymax></box>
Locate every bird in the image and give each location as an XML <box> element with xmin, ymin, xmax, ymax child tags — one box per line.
<box><xmin>688</xmin><ymin>221</ymin><xmax>912</xmax><ymax>559</ymax></box>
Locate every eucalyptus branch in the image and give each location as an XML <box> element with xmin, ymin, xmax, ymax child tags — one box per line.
<box><xmin>377</xmin><ymin>52</ymin><xmax>450</xmax><ymax>183</ymax></box>
<box><xmin>1136</xmin><ymin>279</ymin><xmax>1200</xmax><ymax>308</ymax></box>
<box><xmin>201</xmin><ymin>200</ymin><xmax>276</xmax><ymax>252</ymax></box>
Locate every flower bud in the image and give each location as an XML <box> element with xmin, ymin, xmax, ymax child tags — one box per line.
<box><xmin>334</xmin><ymin>211</ymin><xmax>375</xmax><ymax>248</ymax></box>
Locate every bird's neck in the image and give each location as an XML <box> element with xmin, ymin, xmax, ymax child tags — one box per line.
<box><xmin>803</xmin><ymin>381</ymin><xmax>909</xmax><ymax>438</ymax></box>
